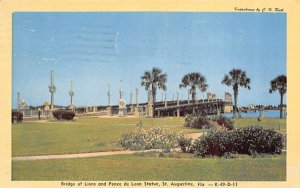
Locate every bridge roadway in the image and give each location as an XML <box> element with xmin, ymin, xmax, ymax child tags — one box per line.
<box><xmin>154</xmin><ymin>99</ymin><xmax>227</xmax><ymax>117</ymax></box>
<box><xmin>96</xmin><ymin>98</ymin><xmax>231</xmax><ymax>117</ymax></box>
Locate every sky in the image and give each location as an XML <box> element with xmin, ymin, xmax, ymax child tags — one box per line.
<box><xmin>12</xmin><ymin>12</ymin><xmax>286</xmax><ymax>108</ymax></box>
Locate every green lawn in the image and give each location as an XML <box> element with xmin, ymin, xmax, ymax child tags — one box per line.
<box><xmin>12</xmin><ymin>117</ymin><xmax>191</xmax><ymax>156</ymax></box>
<box><xmin>12</xmin><ymin>117</ymin><xmax>286</xmax><ymax>157</ymax></box>
<box><xmin>233</xmin><ymin>118</ymin><xmax>286</xmax><ymax>131</ymax></box>
<box><xmin>12</xmin><ymin>117</ymin><xmax>286</xmax><ymax>181</ymax></box>
<box><xmin>12</xmin><ymin>153</ymin><xmax>286</xmax><ymax>181</ymax></box>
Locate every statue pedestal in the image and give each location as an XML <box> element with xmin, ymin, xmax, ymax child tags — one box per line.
<box><xmin>49</xmin><ymin>109</ymin><xmax>54</xmax><ymax>120</ymax></box>
<box><xmin>146</xmin><ymin>106</ymin><xmax>153</xmax><ymax>117</ymax></box>
<box><xmin>118</xmin><ymin>99</ymin><xmax>127</xmax><ymax>116</ymax></box>
<box><xmin>107</xmin><ymin>106</ymin><xmax>112</xmax><ymax>116</ymax></box>
<box><xmin>118</xmin><ymin>108</ymin><xmax>127</xmax><ymax>116</ymax></box>
<box><xmin>135</xmin><ymin>107</ymin><xmax>140</xmax><ymax>117</ymax></box>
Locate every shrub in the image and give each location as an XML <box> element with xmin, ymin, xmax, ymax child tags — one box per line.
<box><xmin>184</xmin><ymin>114</ymin><xmax>212</xmax><ymax>129</ymax></box>
<box><xmin>193</xmin><ymin>131</ymin><xmax>235</xmax><ymax>157</ymax></box>
<box><xmin>212</xmin><ymin>115</ymin><xmax>234</xmax><ymax>130</ymax></box>
<box><xmin>52</xmin><ymin>110</ymin><xmax>75</xmax><ymax>120</ymax></box>
<box><xmin>118</xmin><ymin>127</ymin><xmax>187</xmax><ymax>151</ymax></box>
<box><xmin>12</xmin><ymin>111</ymin><xmax>23</xmax><ymax>123</ymax></box>
<box><xmin>193</xmin><ymin>126</ymin><xmax>284</xmax><ymax>157</ymax></box>
<box><xmin>233</xmin><ymin>126</ymin><xmax>284</xmax><ymax>155</ymax></box>
<box><xmin>177</xmin><ymin>136</ymin><xmax>193</xmax><ymax>153</ymax></box>
<box><xmin>184</xmin><ymin>114</ymin><xmax>234</xmax><ymax>130</ymax></box>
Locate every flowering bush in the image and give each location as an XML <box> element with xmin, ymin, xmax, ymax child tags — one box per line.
<box><xmin>193</xmin><ymin>126</ymin><xmax>284</xmax><ymax>157</ymax></box>
<box><xmin>233</xmin><ymin>126</ymin><xmax>284</xmax><ymax>155</ymax></box>
<box><xmin>184</xmin><ymin>114</ymin><xmax>212</xmax><ymax>129</ymax></box>
<box><xmin>184</xmin><ymin>114</ymin><xmax>234</xmax><ymax>130</ymax></box>
<box><xmin>211</xmin><ymin>115</ymin><xmax>234</xmax><ymax>130</ymax></box>
<box><xmin>193</xmin><ymin>131</ymin><xmax>235</xmax><ymax>157</ymax></box>
<box><xmin>118</xmin><ymin>127</ymin><xmax>187</xmax><ymax>151</ymax></box>
<box><xmin>177</xmin><ymin>136</ymin><xmax>193</xmax><ymax>153</ymax></box>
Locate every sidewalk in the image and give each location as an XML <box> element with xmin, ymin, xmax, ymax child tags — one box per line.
<box><xmin>12</xmin><ymin>149</ymin><xmax>172</xmax><ymax>161</ymax></box>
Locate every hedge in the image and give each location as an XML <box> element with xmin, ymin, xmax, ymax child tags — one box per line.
<box><xmin>12</xmin><ymin>111</ymin><xmax>23</xmax><ymax>123</ymax></box>
<box><xmin>52</xmin><ymin>110</ymin><xmax>75</xmax><ymax>120</ymax></box>
<box><xmin>193</xmin><ymin>126</ymin><xmax>284</xmax><ymax>157</ymax></box>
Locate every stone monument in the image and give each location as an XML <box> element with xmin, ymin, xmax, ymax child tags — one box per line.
<box><xmin>107</xmin><ymin>84</ymin><xmax>112</xmax><ymax>115</ymax></box>
<box><xmin>118</xmin><ymin>80</ymin><xmax>127</xmax><ymax>116</ymax></box>
<box><xmin>48</xmin><ymin>70</ymin><xmax>56</xmax><ymax>119</ymax></box>
<box><xmin>44</xmin><ymin>101</ymin><xmax>50</xmax><ymax>118</ymax></box>
<box><xmin>130</xmin><ymin>86</ymin><xmax>134</xmax><ymax>113</ymax></box>
<box><xmin>135</xmin><ymin>88</ymin><xmax>140</xmax><ymax>117</ymax></box>
<box><xmin>69</xmin><ymin>81</ymin><xmax>75</xmax><ymax>111</ymax></box>
<box><xmin>16</xmin><ymin>92</ymin><xmax>30</xmax><ymax>116</ymax></box>
<box><xmin>48</xmin><ymin>70</ymin><xmax>56</xmax><ymax>110</ymax></box>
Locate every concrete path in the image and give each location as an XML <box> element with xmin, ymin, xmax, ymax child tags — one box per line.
<box><xmin>12</xmin><ymin>149</ymin><xmax>166</xmax><ymax>161</ymax></box>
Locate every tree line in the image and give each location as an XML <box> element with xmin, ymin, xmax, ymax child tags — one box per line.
<box><xmin>141</xmin><ymin>67</ymin><xmax>287</xmax><ymax>119</ymax></box>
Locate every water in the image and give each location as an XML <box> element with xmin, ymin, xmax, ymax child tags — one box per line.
<box><xmin>222</xmin><ymin>110</ymin><xmax>284</xmax><ymax>119</ymax></box>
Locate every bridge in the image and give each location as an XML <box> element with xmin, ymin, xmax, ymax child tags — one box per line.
<box><xmin>154</xmin><ymin>99</ymin><xmax>231</xmax><ymax>117</ymax></box>
<box><xmin>104</xmin><ymin>98</ymin><xmax>232</xmax><ymax>117</ymax></box>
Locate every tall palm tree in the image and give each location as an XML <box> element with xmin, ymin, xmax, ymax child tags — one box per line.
<box><xmin>141</xmin><ymin>67</ymin><xmax>167</xmax><ymax>117</ymax></box>
<box><xmin>221</xmin><ymin>69</ymin><xmax>251</xmax><ymax>117</ymax></box>
<box><xmin>179</xmin><ymin>72</ymin><xmax>208</xmax><ymax>103</ymax></box>
<box><xmin>269</xmin><ymin>75</ymin><xmax>287</xmax><ymax>119</ymax></box>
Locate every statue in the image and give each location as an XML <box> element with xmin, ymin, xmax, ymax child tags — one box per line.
<box><xmin>118</xmin><ymin>80</ymin><xmax>127</xmax><ymax>116</ymax></box>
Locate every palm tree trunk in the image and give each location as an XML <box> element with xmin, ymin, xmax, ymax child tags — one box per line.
<box><xmin>280</xmin><ymin>93</ymin><xmax>283</xmax><ymax>119</ymax></box>
<box><xmin>191</xmin><ymin>93</ymin><xmax>196</xmax><ymax>103</ymax></box>
<box><xmin>152</xmin><ymin>92</ymin><xmax>156</xmax><ymax>118</ymax></box>
<box><xmin>191</xmin><ymin>87</ymin><xmax>196</xmax><ymax>104</ymax></box>
<box><xmin>232</xmin><ymin>84</ymin><xmax>239</xmax><ymax>118</ymax></box>
<box><xmin>233</xmin><ymin>93</ymin><xmax>237</xmax><ymax>118</ymax></box>
<box><xmin>152</xmin><ymin>85</ymin><xmax>156</xmax><ymax>118</ymax></box>
<box><xmin>233</xmin><ymin>85</ymin><xmax>238</xmax><ymax>118</ymax></box>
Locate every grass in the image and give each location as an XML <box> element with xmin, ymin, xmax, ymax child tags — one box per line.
<box><xmin>12</xmin><ymin>117</ymin><xmax>286</xmax><ymax>181</ymax></box>
<box><xmin>12</xmin><ymin>117</ymin><xmax>286</xmax><ymax>156</ymax></box>
<box><xmin>12</xmin><ymin>153</ymin><xmax>286</xmax><ymax>181</ymax></box>
<box><xmin>233</xmin><ymin>117</ymin><xmax>286</xmax><ymax>131</ymax></box>
<box><xmin>12</xmin><ymin>117</ymin><xmax>191</xmax><ymax>157</ymax></box>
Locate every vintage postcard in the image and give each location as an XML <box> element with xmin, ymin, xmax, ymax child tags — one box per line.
<box><xmin>0</xmin><ymin>0</ymin><xmax>300</xmax><ymax>188</ymax></box>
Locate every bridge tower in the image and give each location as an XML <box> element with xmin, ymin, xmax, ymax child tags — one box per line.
<box><xmin>224</xmin><ymin>92</ymin><xmax>233</xmax><ymax>113</ymax></box>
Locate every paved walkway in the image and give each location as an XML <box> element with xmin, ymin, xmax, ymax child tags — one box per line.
<box><xmin>12</xmin><ymin>149</ymin><xmax>166</xmax><ymax>161</ymax></box>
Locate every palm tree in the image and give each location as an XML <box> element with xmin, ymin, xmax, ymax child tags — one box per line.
<box><xmin>179</xmin><ymin>72</ymin><xmax>208</xmax><ymax>103</ymax></box>
<box><xmin>221</xmin><ymin>69</ymin><xmax>251</xmax><ymax>117</ymax></box>
<box><xmin>269</xmin><ymin>75</ymin><xmax>287</xmax><ymax>119</ymax></box>
<box><xmin>141</xmin><ymin>67</ymin><xmax>167</xmax><ymax>117</ymax></box>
